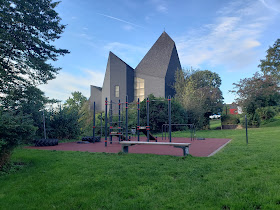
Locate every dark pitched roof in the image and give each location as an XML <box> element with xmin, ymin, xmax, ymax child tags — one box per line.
<box><xmin>135</xmin><ymin>31</ymin><xmax>180</xmax><ymax>78</ymax></box>
<box><xmin>109</xmin><ymin>51</ymin><xmax>134</xmax><ymax>71</ymax></box>
<box><xmin>90</xmin><ymin>85</ymin><xmax>102</xmax><ymax>91</ymax></box>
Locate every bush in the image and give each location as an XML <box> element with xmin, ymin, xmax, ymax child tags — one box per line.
<box><xmin>0</xmin><ymin>109</ymin><xmax>36</xmax><ymax>170</ymax></box>
<box><xmin>221</xmin><ymin>114</ymin><xmax>240</xmax><ymax>125</ymax></box>
<box><xmin>256</xmin><ymin>106</ymin><xmax>277</xmax><ymax>121</ymax></box>
<box><xmin>241</xmin><ymin>113</ymin><xmax>261</xmax><ymax>128</ymax></box>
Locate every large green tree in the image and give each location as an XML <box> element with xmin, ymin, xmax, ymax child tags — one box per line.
<box><xmin>231</xmin><ymin>72</ymin><xmax>280</xmax><ymax>114</ymax></box>
<box><xmin>0</xmin><ymin>0</ymin><xmax>69</xmax><ymax>94</ymax></box>
<box><xmin>175</xmin><ymin>69</ymin><xmax>224</xmax><ymax>129</ymax></box>
<box><xmin>259</xmin><ymin>39</ymin><xmax>280</xmax><ymax>80</ymax></box>
<box><xmin>64</xmin><ymin>91</ymin><xmax>87</xmax><ymax>112</ymax></box>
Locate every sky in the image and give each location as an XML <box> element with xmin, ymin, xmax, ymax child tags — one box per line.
<box><xmin>39</xmin><ymin>0</ymin><xmax>280</xmax><ymax>104</ymax></box>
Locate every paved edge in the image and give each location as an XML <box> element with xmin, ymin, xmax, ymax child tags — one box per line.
<box><xmin>207</xmin><ymin>139</ymin><xmax>232</xmax><ymax>157</ymax></box>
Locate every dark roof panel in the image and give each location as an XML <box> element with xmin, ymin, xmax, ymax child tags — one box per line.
<box><xmin>135</xmin><ymin>31</ymin><xmax>180</xmax><ymax>78</ymax></box>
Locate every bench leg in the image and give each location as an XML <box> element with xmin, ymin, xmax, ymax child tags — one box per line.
<box><xmin>183</xmin><ymin>146</ymin><xmax>189</xmax><ymax>156</ymax></box>
<box><xmin>122</xmin><ymin>145</ymin><xmax>129</xmax><ymax>153</ymax></box>
<box><xmin>174</xmin><ymin>146</ymin><xmax>189</xmax><ymax>156</ymax></box>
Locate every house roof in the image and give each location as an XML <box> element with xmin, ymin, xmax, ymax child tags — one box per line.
<box><xmin>135</xmin><ymin>31</ymin><xmax>180</xmax><ymax>78</ymax></box>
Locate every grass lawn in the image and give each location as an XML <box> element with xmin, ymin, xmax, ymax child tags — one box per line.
<box><xmin>0</xmin><ymin>127</ymin><xmax>280</xmax><ymax>209</ymax></box>
<box><xmin>210</xmin><ymin>119</ymin><xmax>222</xmax><ymax>130</ymax></box>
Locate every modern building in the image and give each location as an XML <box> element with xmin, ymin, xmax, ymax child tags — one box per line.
<box><xmin>89</xmin><ymin>31</ymin><xmax>182</xmax><ymax>112</ymax></box>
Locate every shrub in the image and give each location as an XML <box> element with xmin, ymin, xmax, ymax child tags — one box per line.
<box><xmin>256</xmin><ymin>107</ymin><xmax>276</xmax><ymax>121</ymax></box>
<box><xmin>221</xmin><ymin>114</ymin><xmax>240</xmax><ymax>125</ymax></box>
<box><xmin>0</xmin><ymin>109</ymin><xmax>36</xmax><ymax>170</ymax></box>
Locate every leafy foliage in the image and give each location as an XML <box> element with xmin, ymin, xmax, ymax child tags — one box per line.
<box><xmin>44</xmin><ymin>107</ymin><xmax>81</xmax><ymax>139</ymax></box>
<box><xmin>231</xmin><ymin>72</ymin><xmax>280</xmax><ymax>115</ymax></box>
<box><xmin>64</xmin><ymin>91</ymin><xmax>87</xmax><ymax>113</ymax></box>
<box><xmin>174</xmin><ymin>69</ymin><xmax>224</xmax><ymax>129</ymax></box>
<box><xmin>259</xmin><ymin>39</ymin><xmax>280</xmax><ymax>80</ymax></box>
<box><xmin>0</xmin><ymin>109</ymin><xmax>36</xmax><ymax>169</ymax></box>
<box><xmin>0</xmin><ymin>0</ymin><xmax>69</xmax><ymax>93</ymax></box>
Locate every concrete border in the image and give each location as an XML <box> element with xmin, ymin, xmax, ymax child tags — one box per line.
<box><xmin>208</xmin><ymin>139</ymin><xmax>232</xmax><ymax>157</ymax></box>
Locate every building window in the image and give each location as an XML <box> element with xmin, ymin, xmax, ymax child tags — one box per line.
<box><xmin>134</xmin><ymin>77</ymin><xmax>145</xmax><ymax>101</ymax></box>
<box><xmin>115</xmin><ymin>85</ymin><xmax>119</xmax><ymax>97</ymax></box>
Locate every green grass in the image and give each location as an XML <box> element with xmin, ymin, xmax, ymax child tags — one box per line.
<box><xmin>1</xmin><ymin>127</ymin><xmax>280</xmax><ymax>209</ymax></box>
<box><xmin>210</xmin><ymin>119</ymin><xmax>221</xmax><ymax>130</ymax></box>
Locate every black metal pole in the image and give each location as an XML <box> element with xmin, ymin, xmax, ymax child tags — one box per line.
<box><xmin>93</xmin><ymin>102</ymin><xmax>95</xmax><ymax>140</ymax></box>
<box><xmin>100</xmin><ymin>113</ymin><xmax>102</xmax><ymax>139</ymax></box>
<box><xmin>105</xmin><ymin>98</ymin><xmax>108</xmax><ymax>147</ymax></box>
<box><xmin>168</xmin><ymin>95</ymin><xmax>172</xmax><ymax>142</ymax></box>
<box><xmin>137</xmin><ymin>98</ymin><xmax>140</xmax><ymax>141</ymax></box>
<box><xmin>42</xmin><ymin>110</ymin><xmax>46</xmax><ymax>139</ymax></box>
<box><xmin>245</xmin><ymin>114</ymin><xmax>248</xmax><ymax>144</ymax></box>
<box><xmin>126</xmin><ymin>95</ymin><xmax>128</xmax><ymax>141</ymax></box>
<box><xmin>119</xmin><ymin>99</ymin><xmax>121</xmax><ymax>142</ymax></box>
<box><xmin>147</xmin><ymin>97</ymin><xmax>150</xmax><ymax>142</ymax></box>
<box><xmin>110</xmin><ymin>100</ymin><xmax>112</xmax><ymax>144</ymax></box>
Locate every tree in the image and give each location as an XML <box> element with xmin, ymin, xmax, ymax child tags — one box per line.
<box><xmin>64</xmin><ymin>91</ymin><xmax>87</xmax><ymax>112</ymax></box>
<box><xmin>174</xmin><ymin>69</ymin><xmax>224</xmax><ymax>129</ymax></box>
<box><xmin>0</xmin><ymin>0</ymin><xmax>69</xmax><ymax>94</ymax></box>
<box><xmin>259</xmin><ymin>39</ymin><xmax>280</xmax><ymax>80</ymax></box>
<box><xmin>231</xmin><ymin>72</ymin><xmax>280</xmax><ymax>114</ymax></box>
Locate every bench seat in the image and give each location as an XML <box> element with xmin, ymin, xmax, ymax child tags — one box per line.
<box><xmin>119</xmin><ymin>141</ymin><xmax>191</xmax><ymax>156</ymax></box>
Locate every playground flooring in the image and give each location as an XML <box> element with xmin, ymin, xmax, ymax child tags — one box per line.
<box><xmin>27</xmin><ymin>137</ymin><xmax>231</xmax><ymax>157</ymax></box>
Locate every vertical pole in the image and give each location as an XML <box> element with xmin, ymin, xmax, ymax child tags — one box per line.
<box><xmin>245</xmin><ymin>115</ymin><xmax>248</xmax><ymax>144</ymax></box>
<box><xmin>147</xmin><ymin>97</ymin><xmax>150</xmax><ymax>142</ymax></box>
<box><xmin>42</xmin><ymin>110</ymin><xmax>46</xmax><ymax>140</ymax></box>
<box><xmin>165</xmin><ymin>124</ymin><xmax>167</xmax><ymax>140</ymax></box>
<box><xmin>110</xmin><ymin>100</ymin><xmax>112</xmax><ymax>144</ymax></box>
<box><xmin>119</xmin><ymin>99</ymin><xmax>121</xmax><ymax>142</ymax></box>
<box><xmin>105</xmin><ymin>98</ymin><xmax>108</xmax><ymax>147</ymax></box>
<box><xmin>100</xmin><ymin>113</ymin><xmax>102</xmax><ymax>139</ymax></box>
<box><xmin>137</xmin><ymin>98</ymin><xmax>140</xmax><ymax>141</ymax></box>
<box><xmin>126</xmin><ymin>95</ymin><xmax>128</xmax><ymax>141</ymax></box>
<box><xmin>168</xmin><ymin>95</ymin><xmax>172</xmax><ymax>142</ymax></box>
<box><xmin>93</xmin><ymin>102</ymin><xmax>95</xmax><ymax>140</ymax></box>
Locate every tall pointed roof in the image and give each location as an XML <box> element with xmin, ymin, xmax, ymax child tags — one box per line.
<box><xmin>135</xmin><ymin>31</ymin><xmax>181</xmax><ymax>78</ymax></box>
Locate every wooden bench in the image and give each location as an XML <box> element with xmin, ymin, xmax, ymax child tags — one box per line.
<box><xmin>119</xmin><ymin>141</ymin><xmax>191</xmax><ymax>156</ymax></box>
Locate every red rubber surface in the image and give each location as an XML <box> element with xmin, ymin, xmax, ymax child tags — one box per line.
<box><xmin>27</xmin><ymin>137</ymin><xmax>231</xmax><ymax>157</ymax></box>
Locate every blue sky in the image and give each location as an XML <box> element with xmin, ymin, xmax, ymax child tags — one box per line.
<box><xmin>39</xmin><ymin>0</ymin><xmax>280</xmax><ymax>104</ymax></box>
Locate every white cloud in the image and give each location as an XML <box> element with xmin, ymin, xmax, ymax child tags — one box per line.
<box><xmin>176</xmin><ymin>0</ymin><xmax>274</xmax><ymax>71</ymax></box>
<box><xmin>39</xmin><ymin>69</ymin><xmax>104</xmax><ymax>102</ymax></box>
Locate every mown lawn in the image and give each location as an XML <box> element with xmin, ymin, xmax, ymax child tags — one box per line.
<box><xmin>0</xmin><ymin>127</ymin><xmax>280</xmax><ymax>209</ymax></box>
